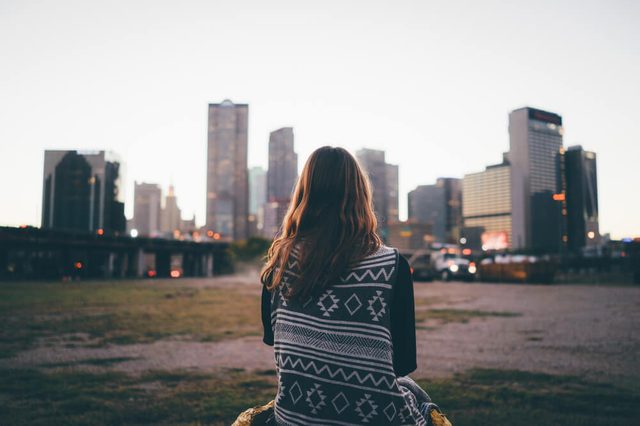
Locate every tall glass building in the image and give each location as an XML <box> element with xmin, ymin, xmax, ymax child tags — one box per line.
<box><xmin>509</xmin><ymin>107</ymin><xmax>564</xmax><ymax>252</ymax></box>
<box><xmin>564</xmin><ymin>146</ymin><xmax>599</xmax><ymax>253</ymax></box>
<box><xmin>206</xmin><ymin>100</ymin><xmax>249</xmax><ymax>241</ymax></box>
<box><xmin>462</xmin><ymin>157</ymin><xmax>511</xmax><ymax>251</ymax></box>
<box><xmin>42</xmin><ymin>150</ymin><xmax>126</xmax><ymax>235</ymax></box>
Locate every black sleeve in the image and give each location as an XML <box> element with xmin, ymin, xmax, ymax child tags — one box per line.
<box><xmin>391</xmin><ymin>254</ymin><xmax>417</xmax><ymax>377</ymax></box>
<box><xmin>261</xmin><ymin>285</ymin><xmax>274</xmax><ymax>346</ymax></box>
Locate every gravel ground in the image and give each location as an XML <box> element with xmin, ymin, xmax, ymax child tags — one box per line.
<box><xmin>4</xmin><ymin>276</ymin><xmax>640</xmax><ymax>388</ymax></box>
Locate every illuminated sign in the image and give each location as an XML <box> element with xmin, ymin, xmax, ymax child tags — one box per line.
<box><xmin>481</xmin><ymin>231</ymin><xmax>509</xmax><ymax>251</ymax></box>
<box><xmin>528</xmin><ymin>108</ymin><xmax>562</xmax><ymax>126</ymax></box>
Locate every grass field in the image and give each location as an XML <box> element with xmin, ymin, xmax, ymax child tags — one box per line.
<box><xmin>2</xmin><ymin>279</ymin><xmax>640</xmax><ymax>425</ymax></box>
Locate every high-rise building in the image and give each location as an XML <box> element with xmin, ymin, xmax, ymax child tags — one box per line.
<box><xmin>267</xmin><ymin>128</ymin><xmax>298</xmax><ymax>202</ymax></box>
<box><xmin>356</xmin><ymin>149</ymin><xmax>390</xmax><ymax>237</ymax></box>
<box><xmin>262</xmin><ymin>128</ymin><xmax>297</xmax><ymax>239</ymax></box>
<box><xmin>407</xmin><ymin>184</ymin><xmax>446</xmax><ymax>242</ymax></box>
<box><xmin>509</xmin><ymin>107</ymin><xmax>564</xmax><ymax>252</ymax></box>
<box><xmin>42</xmin><ymin>150</ymin><xmax>126</xmax><ymax>235</ymax></box>
<box><xmin>161</xmin><ymin>185</ymin><xmax>182</xmax><ymax>234</ymax></box>
<box><xmin>133</xmin><ymin>182</ymin><xmax>162</xmax><ymax>236</ymax></box>
<box><xmin>437</xmin><ymin>177</ymin><xmax>463</xmax><ymax>243</ymax></box>
<box><xmin>462</xmin><ymin>157</ymin><xmax>512</xmax><ymax>251</ymax></box>
<box><xmin>564</xmin><ymin>146</ymin><xmax>599</xmax><ymax>253</ymax></box>
<box><xmin>386</xmin><ymin>163</ymin><xmax>399</xmax><ymax>223</ymax></box>
<box><xmin>249</xmin><ymin>166</ymin><xmax>267</xmax><ymax>216</ymax></box>
<box><xmin>206</xmin><ymin>100</ymin><xmax>249</xmax><ymax>241</ymax></box>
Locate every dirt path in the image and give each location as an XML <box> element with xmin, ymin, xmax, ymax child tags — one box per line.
<box><xmin>4</xmin><ymin>277</ymin><xmax>640</xmax><ymax>388</ymax></box>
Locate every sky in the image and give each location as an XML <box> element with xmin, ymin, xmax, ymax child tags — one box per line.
<box><xmin>0</xmin><ymin>0</ymin><xmax>638</xmax><ymax>239</ymax></box>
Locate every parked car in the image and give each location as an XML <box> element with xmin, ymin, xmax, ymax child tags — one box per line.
<box><xmin>407</xmin><ymin>251</ymin><xmax>435</xmax><ymax>282</ymax></box>
<box><xmin>432</xmin><ymin>252</ymin><xmax>477</xmax><ymax>282</ymax></box>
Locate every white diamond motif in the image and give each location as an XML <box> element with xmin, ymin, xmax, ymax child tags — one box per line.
<box><xmin>344</xmin><ymin>294</ymin><xmax>363</xmax><ymax>315</ymax></box>
<box><xmin>289</xmin><ymin>381</ymin><xmax>302</xmax><ymax>404</ymax></box>
<box><xmin>331</xmin><ymin>392</ymin><xmax>350</xmax><ymax>414</ymax></box>
<box><xmin>383</xmin><ymin>402</ymin><xmax>397</xmax><ymax>421</ymax></box>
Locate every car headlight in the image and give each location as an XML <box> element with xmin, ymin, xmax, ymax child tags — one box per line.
<box><xmin>449</xmin><ymin>264</ymin><xmax>459</xmax><ymax>273</ymax></box>
<box><xmin>468</xmin><ymin>265</ymin><xmax>477</xmax><ymax>274</ymax></box>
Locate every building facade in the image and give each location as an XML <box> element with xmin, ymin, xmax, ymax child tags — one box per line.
<box><xmin>386</xmin><ymin>163</ymin><xmax>399</xmax><ymax>223</ymax></box>
<box><xmin>408</xmin><ymin>184</ymin><xmax>446</xmax><ymax>242</ymax></box>
<box><xmin>509</xmin><ymin>107</ymin><xmax>564</xmax><ymax>252</ymax></box>
<box><xmin>564</xmin><ymin>145</ymin><xmax>599</xmax><ymax>253</ymax></box>
<box><xmin>206</xmin><ymin>100</ymin><xmax>249</xmax><ymax>241</ymax></box>
<box><xmin>42</xmin><ymin>150</ymin><xmax>126</xmax><ymax>235</ymax></box>
<box><xmin>160</xmin><ymin>185</ymin><xmax>182</xmax><ymax>235</ymax></box>
<box><xmin>267</xmin><ymin>127</ymin><xmax>298</xmax><ymax>202</ymax></box>
<box><xmin>133</xmin><ymin>182</ymin><xmax>162</xmax><ymax>236</ymax></box>
<box><xmin>437</xmin><ymin>177</ymin><xmax>463</xmax><ymax>244</ymax></box>
<box><xmin>356</xmin><ymin>148</ymin><xmax>392</xmax><ymax>237</ymax></box>
<box><xmin>462</xmin><ymin>159</ymin><xmax>512</xmax><ymax>251</ymax></box>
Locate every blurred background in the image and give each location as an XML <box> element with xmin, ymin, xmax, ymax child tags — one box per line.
<box><xmin>1</xmin><ymin>1</ymin><xmax>639</xmax><ymax>425</ymax></box>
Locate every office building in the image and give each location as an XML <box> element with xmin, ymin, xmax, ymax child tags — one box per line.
<box><xmin>357</xmin><ymin>148</ymin><xmax>398</xmax><ymax>238</ymax></box>
<box><xmin>387</xmin><ymin>221</ymin><xmax>432</xmax><ymax>251</ymax></box>
<box><xmin>437</xmin><ymin>177</ymin><xmax>463</xmax><ymax>243</ymax></box>
<box><xmin>386</xmin><ymin>163</ymin><xmax>399</xmax><ymax>223</ymax></box>
<box><xmin>42</xmin><ymin>150</ymin><xmax>126</xmax><ymax>234</ymax></box>
<box><xmin>564</xmin><ymin>146</ymin><xmax>599</xmax><ymax>253</ymax></box>
<box><xmin>408</xmin><ymin>184</ymin><xmax>446</xmax><ymax>242</ymax></box>
<box><xmin>509</xmin><ymin>107</ymin><xmax>564</xmax><ymax>252</ymax></box>
<box><xmin>206</xmin><ymin>100</ymin><xmax>249</xmax><ymax>241</ymax></box>
<box><xmin>262</xmin><ymin>201</ymin><xmax>289</xmax><ymax>240</ymax></box>
<box><xmin>249</xmin><ymin>166</ymin><xmax>267</xmax><ymax>216</ymax></box>
<box><xmin>267</xmin><ymin>127</ymin><xmax>298</xmax><ymax>202</ymax></box>
<box><xmin>462</xmin><ymin>157</ymin><xmax>512</xmax><ymax>251</ymax></box>
<box><xmin>160</xmin><ymin>185</ymin><xmax>181</xmax><ymax>234</ymax></box>
<box><xmin>133</xmin><ymin>182</ymin><xmax>162</xmax><ymax>236</ymax></box>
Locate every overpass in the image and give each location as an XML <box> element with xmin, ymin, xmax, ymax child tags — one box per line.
<box><xmin>0</xmin><ymin>226</ymin><xmax>232</xmax><ymax>281</ymax></box>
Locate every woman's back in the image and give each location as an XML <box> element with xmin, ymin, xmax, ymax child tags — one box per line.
<box><xmin>265</xmin><ymin>245</ymin><xmax>426</xmax><ymax>426</ymax></box>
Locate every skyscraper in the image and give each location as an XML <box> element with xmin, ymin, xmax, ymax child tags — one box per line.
<box><xmin>407</xmin><ymin>184</ymin><xmax>446</xmax><ymax>242</ymax></box>
<box><xmin>564</xmin><ymin>146</ymin><xmax>599</xmax><ymax>253</ymax></box>
<box><xmin>356</xmin><ymin>149</ymin><xmax>389</xmax><ymax>235</ymax></box>
<box><xmin>437</xmin><ymin>177</ymin><xmax>463</xmax><ymax>244</ymax></box>
<box><xmin>267</xmin><ymin>127</ymin><xmax>298</xmax><ymax>202</ymax></box>
<box><xmin>386</xmin><ymin>163</ymin><xmax>399</xmax><ymax>223</ymax></box>
<box><xmin>509</xmin><ymin>107</ymin><xmax>564</xmax><ymax>252</ymax></box>
<box><xmin>160</xmin><ymin>184</ymin><xmax>182</xmax><ymax>235</ymax></box>
<box><xmin>42</xmin><ymin>150</ymin><xmax>126</xmax><ymax>235</ymax></box>
<box><xmin>462</xmin><ymin>157</ymin><xmax>512</xmax><ymax>251</ymax></box>
<box><xmin>133</xmin><ymin>182</ymin><xmax>162</xmax><ymax>236</ymax></box>
<box><xmin>206</xmin><ymin>100</ymin><xmax>249</xmax><ymax>241</ymax></box>
<box><xmin>263</xmin><ymin>128</ymin><xmax>297</xmax><ymax>239</ymax></box>
<box><xmin>249</xmin><ymin>166</ymin><xmax>267</xmax><ymax>216</ymax></box>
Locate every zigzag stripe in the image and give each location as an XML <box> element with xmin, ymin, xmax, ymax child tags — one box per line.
<box><xmin>273</xmin><ymin>342</ymin><xmax>394</xmax><ymax>372</ymax></box>
<box><xmin>278</xmin><ymin>368</ymin><xmax>403</xmax><ymax>397</ymax></box>
<box><xmin>341</xmin><ymin>266</ymin><xmax>395</xmax><ymax>283</ymax></box>
<box><xmin>279</xmin><ymin>355</ymin><xmax>396</xmax><ymax>389</ymax></box>
<box><xmin>275</xmin><ymin>345</ymin><xmax>396</xmax><ymax>374</ymax></box>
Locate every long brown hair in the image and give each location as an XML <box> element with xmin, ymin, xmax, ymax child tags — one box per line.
<box><xmin>261</xmin><ymin>146</ymin><xmax>382</xmax><ymax>301</ymax></box>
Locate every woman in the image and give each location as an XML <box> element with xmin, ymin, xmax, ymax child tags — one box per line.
<box><xmin>260</xmin><ymin>146</ymin><xmax>442</xmax><ymax>425</ymax></box>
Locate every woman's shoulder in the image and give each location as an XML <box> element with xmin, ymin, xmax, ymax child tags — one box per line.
<box><xmin>362</xmin><ymin>244</ymin><xmax>398</xmax><ymax>260</ymax></box>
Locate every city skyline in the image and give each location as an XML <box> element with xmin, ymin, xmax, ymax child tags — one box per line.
<box><xmin>1</xmin><ymin>0</ymin><xmax>639</xmax><ymax>239</ymax></box>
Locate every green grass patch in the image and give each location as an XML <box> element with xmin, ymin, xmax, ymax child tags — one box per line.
<box><xmin>415</xmin><ymin>308</ymin><xmax>521</xmax><ymax>324</ymax></box>
<box><xmin>0</xmin><ymin>281</ymin><xmax>262</xmax><ymax>358</ymax></box>
<box><xmin>418</xmin><ymin>369</ymin><xmax>640</xmax><ymax>425</ymax></box>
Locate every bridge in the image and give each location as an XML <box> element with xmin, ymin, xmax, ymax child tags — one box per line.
<box><xmin>0</xmin><ymin>226</ymin><xmax>232</xmax><ymax>281</ymax></box>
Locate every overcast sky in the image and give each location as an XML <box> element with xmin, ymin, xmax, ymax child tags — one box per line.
<box><xmin>1</xmin><ymin>0</ymin><xmax>638</xmax><ymax>238</ymax></box>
